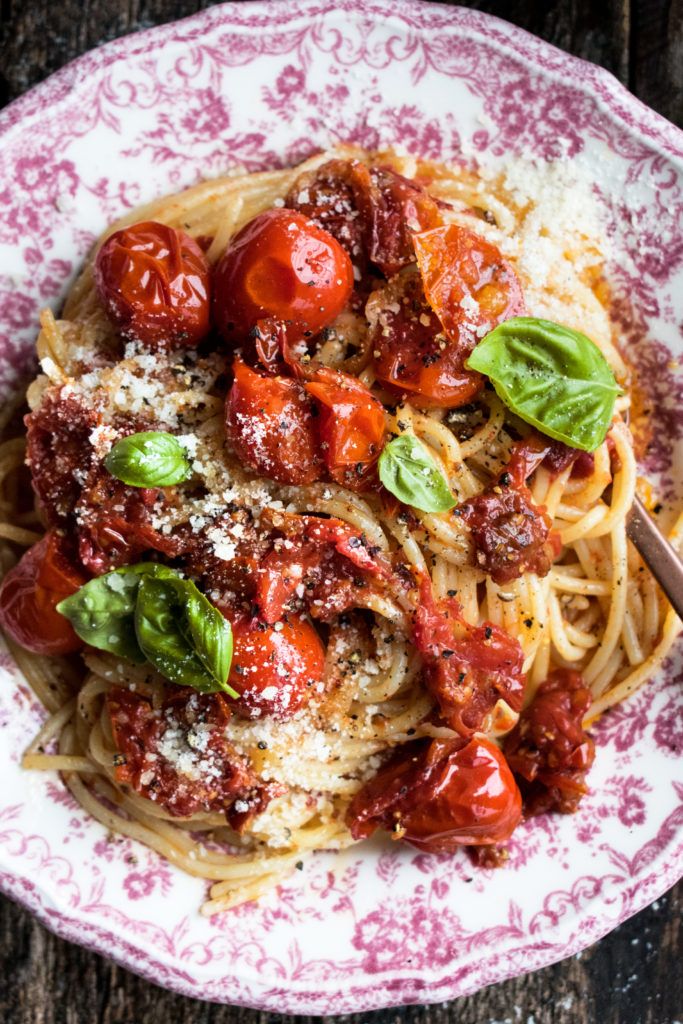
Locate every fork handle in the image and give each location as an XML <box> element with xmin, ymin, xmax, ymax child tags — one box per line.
<box><xmin>627</xmin><ymin>496</ymin><xmax>683</xmax><ymax>622</ymax></box>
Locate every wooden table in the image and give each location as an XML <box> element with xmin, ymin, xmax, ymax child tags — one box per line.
<box><xmin>1</xmin><ymin>1</ymin><xmax>682</xmax><ymax>1020</ymax></box>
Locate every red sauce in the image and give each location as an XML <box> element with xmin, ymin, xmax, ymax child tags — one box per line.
<box><xmin>107</xmin><ymin>686</ymin><xmax>279</xmax><ymax>823</ymax></box>
<box><xmin>503</xmin><ymin>668</ymin><xmax>595</xmax><ymax>816</ymax></box>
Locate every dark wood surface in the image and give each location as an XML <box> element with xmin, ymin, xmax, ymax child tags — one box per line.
<box><xmin>1</xmin><ymin>1</ymin><xmax>682</xmax><ymax>1021</ymax></box>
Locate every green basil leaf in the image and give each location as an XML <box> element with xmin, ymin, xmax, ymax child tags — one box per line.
<box><xmin>104</xmin><ymin>431</ymin><xmax>192</xmax><ymax>487</ymax></box>
<box><xmin>378</xmin><ymin>434</ymin><xmax>456</xmax><ymax>513</ymax></box>
<box><xmin>184</xmin><ymin>584</ymin><xmax>235</xmax><ymax>694</ymax></box>
<box><xmin>134</xmin><ymin>575</ymin><xmax>237</xmax><ymax>697</ymax></box>
<box><xmin>465</xmin><ymin>317</ymin><xmax>622</xmax><ymax>452</ymax></box>
<box><xmin>56</xmin><ymin>563</ymin><xmax>176</xmax><ymax>662</ymax></box>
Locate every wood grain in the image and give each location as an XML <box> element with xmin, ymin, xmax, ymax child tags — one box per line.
<box><xmin>1</xmin><ymin>2</ymin><xmax>682</xmax><ymax>1021</ymax></box>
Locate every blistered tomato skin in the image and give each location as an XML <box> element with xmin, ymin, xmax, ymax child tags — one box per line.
<box><xmin>0</xmin><ymin>531</ymin><xmax>88</xmax><ymax>655</ymax></box>
<box><xmin>212</xmin><ymin>209</ymin><xmax>354</xmax><ymax>344</ymax></box>
<box><xmin>225</xmin><ymin>358</ymin><xmax>323</xmax><ymax>485</ymax></box>
<box><xmin>227</xmin><ymin>615</ymin><xmax>326</xmax><ymax>720</ymax></box>
<box><xmin>94</xmin><ymin>221</ymin><xmax>211</xmax><ymax>350</ymax></box>
<box><xmin>346</xmin><ymin>735</ymin><xmax>522</xmax><ymax>851</ymax></box>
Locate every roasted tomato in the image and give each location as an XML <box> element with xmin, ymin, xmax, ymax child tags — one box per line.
<box><xmin>75</xmin><ymin>468</ymin><xmax>180</xmax><ymax>575</ymax></box>
<box><xmin>213</xmin><ymin>209</ymin><xmax>353</xmax><ymax>344</ymax></box>
<box><xmin>368</xmin><ymin>270</ymin><xmax>483</xmax><ymax>409</ymax></box>
<box><xmin>254</xmin><ymin>511</ymin><xmax>394</xmax><ymax>624</ymax></box>
<box><xmin>458</xmin><ymin>439</ymin><xmax>561</xmax><ymax>584</ymax></box>
<box><xmin>413</xmin><ymin>223</ymin><xmax>525</xmax><ymax>345</ymax></box>
<box><xmin>26</xmin><ymin>389</ymin><xmax>99</xmax><ymax>524</ymax></box>
<box><xmin>225</xmin><ymin>358</ymin><xmax>323</xmax><ymax>485</ymax></box>
<box><xmin>305</xmin><ymin>367</ymin><xmax>386</xmax><ymax>489</ymax></box>
<box><xmin>106</xmin><ymin>686</ymin><xmax>275</xmax><ymax>823</ymax></box>
<box><xmin>94</xmin><ymin>221</ymin><xmax>211</xmax><ymax>350</ymax></box>
<box><xmin>413</xmin><ymin>576</ymin><xmax>525</xmax><ymax>735</ymax></box>
<box><xmin>363</xmin><ymin>166</ymin><xmax>442</xmax><ymax>277</ymax></box>
<box><xmin>286</xmin><ymin>159</ymin><xmax>441</xmax><ymax>277</ymax></box>
<box><xmin>504</xmin><ymin>668</ymin><xmax>595</xmax><ymax>816</ymax></box>
<box><xmin>346</xmin><ymin>736</ymin><xmax>522</xmax><ymax>850</ymax></box>
<box><xmin>227</xmin><ymin>614</ymin><xmax>326</xmax><ymax>720</ymax></box>
<box><xmin>0</xmin><ymin>531</ymin><xmax>87</xmax><ymax>654</ymax></box>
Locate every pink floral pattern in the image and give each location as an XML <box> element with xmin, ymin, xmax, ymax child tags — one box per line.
<box><xmin>0</xmin><ymin>0</ymin><xmax>682</xmax><ymax>1013</ymax></box>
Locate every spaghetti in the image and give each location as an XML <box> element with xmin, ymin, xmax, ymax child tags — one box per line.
<box><xmin>0</xmin><ymin>147</ymin><xmax>680</xmax><ymax>915</ymax></box>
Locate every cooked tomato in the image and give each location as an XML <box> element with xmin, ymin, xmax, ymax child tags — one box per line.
<box><xmin>106</xmin><ymin>686</ymin><xmax>275</xmax><ymax>822</ymax></box>
<box><xmin>305</xmin><ymin>367</ymin><xmax>386</xmax><ymax>489</ymax></box>
<box><xmin>254</xmin><ymin>511</ymin><xmax>394</xmax><ymax>624</ymax></box>
<box><xmin>503</xmin><ymin>668</ymin><xmax>595</xmax><ymax>816</ymax></box>
<box><xmin>458</xmin><ymin>439</ymin><xmax>561</xmax><ymax>584</ymax></box>
<box><xmin>369</xmin><ymin>270</ymin><xmax>483</xmax><ymax>409</ymax></box>
<box><xmin>363</xmin><ymin>166</ymin><xmax>442</xmax><ymax>277</ymax></box>
<box><xmin>540</xmin><ymin>438</ymin><xmax>596</xmax><ymax>480</ymax></box>
<box><xmin>286</xmin><ymin>159</ymin><xmax>441</xmax><ymax>277</ymax></box>
<box><xmin>213</xmin><ymin>209</ymin><xmax>353</xmax><ymax>344</ymax></box>
<box><xmin>94</xmin><ymin>221</ymin><xmax>210</xmax><ymax>350</ymax></box>
<box><xmin>227</xmin><ymin>614</ymin><xmax>325</xmax><ymax>720</ymax></box>
<box><xmin>0</xmin><ymin>531</ymin><xmax>87</xmax><ymax>654</ymax></box>
<box><xmin>26</xmin><ymin>389</ymin><xmax>99</xmax><ymax>524</ymax></box>
<box><xmin>225</xmin><ymin>358</ymin><xmax>323</xmax><ymax>485</ymax></box>
<box><xmin>75</xmin><ymin>473</ymin><xmax>179</xmax><ymax>575</ymax></box>
<box><xmin>413</xmin><ymin>576</ymin><xmax>525</xmax><ymax>735</ymax></box>
<box><xmin>346</xmin><ymin>736</ymin><xmax>522</xmax><ymax>850</ymax></box>
<box><xmin>413</xmin><ymin>223</ymin><xmax>525</xmax><ymax>344</ymax></box>
<box><xmin>286</xmin><ymin>159</ymin><xmax>370</xmax><ymax>268</ymax></box>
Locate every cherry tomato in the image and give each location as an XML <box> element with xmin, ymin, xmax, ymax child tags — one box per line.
<box><xmin>413</xmin><ymin>224</ymin><xmax>525</xmax><ymax>343</ymax></box>
<box><xmin>413</xmin><ymin>575</ymin><xmax>525</xmax><ymax>735</ymax></box>
<box><xmin>286</xmin><ymin>159</ymin><xmax>442</xmax><ymax>277</ymax></box>
<box><xmin>227</xmin><ymin>614</ymin><xmax>326</xmax><ymax>720</ymax></box>
<box><xmin>225</xmin><ymin>358</ymin><xmax>323</xmax><ymax>485</ymax></box>
<box><xmin>305</xmin><ymin>367</ymin><xmax>386</xmax><ymax>489</ymax></box>
<box><xmin>254</xmin><ymin>512</ymin><xmax>394</xmax><ymax>624</ymax></box>
<box><xmin>503</xmin><ymin>668</ymin><xmax>595</xmax><ymax>816</ymax></box>
<box><xmin>346</xmin><ymin>736</ymin><xmax>522</xmax><ymax>850</ymax></box>
<box><xmin>213</xmin><ymin>209</ymin><xmax>354</xmax><ymax>344</ymax></box>
<box><xmin>76</xmin><ymin>472</ymin><xmax>179</xmax><ymax>575</ymax></box>
<box><xmin>370</xmin><ymin>271</ymin><xmax>483</xmax><ymax>409</ymax></box>
<box><xmin>94</xmin><ymin>221</ymin><xmax>211</xmax><ymax>350</ymax></box>
<box><xmin>0</xmin><ymin>531</ymin><xmax>88</xmax><ymax>655</ymax></box>
<box><xmin>459</xmin><ymin>439</ymin><xmax>561</xmax><ymax>585</ymax></box>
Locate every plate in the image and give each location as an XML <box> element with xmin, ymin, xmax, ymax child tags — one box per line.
<box><xmin>0</xmin><ymin>0</ymin><xmax>682</xmax><ymax>1012</ymax></box>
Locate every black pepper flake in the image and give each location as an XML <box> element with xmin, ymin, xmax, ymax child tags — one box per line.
<box><xmin>112</xmin><ymin>753</ymin><xmax>127</xmax><ymax>767</ymax></box>
<box><xmin>484</xmin><ymin>626</ymin><xmax>493</xmax><ymax>640</ymax></box>
<box><xmin>499</xmin><ymin>472</ymin><xmax>511</xmax><ymax>487</ymax></box>
<box><xmin>295</xmin><ymin>861</ymin><xmax>304</xmax><ymax>870</ymax></box>
<box><xmin>442</xmin><ymin>649</ymin><xmax>455</xmax><ymax>659</ymax></box>
<box><xmin>447</xmin><ymin>589</ymin><xmax>457</xmax><ymax>597</ymax></box>
<box><xmin>257</xmin><ymin>741</ymin><xmax>268</xmax><ymax>750</ymax></box>
<box><xmin>524</xmin><ymin>618</ymin><xmax>533</xmax><ymax>628</ymax></box>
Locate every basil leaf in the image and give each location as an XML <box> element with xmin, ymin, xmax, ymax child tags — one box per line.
<box><xmin>378</xmin><ymin>434</ymin><xmax>456</xmax><ymax>513</ymax></box>
<box><xmin>466</xmin><ymin>317</ymin><xmax>622</xmax><ymax>452</ymax></box>
<box><xmin>134</xmin><ymin>575</ymin><xmax>237</xmax><ymax>697</ymax></box>
<box><xmin>56</xmin><ymin>563</ymin><xmax>176</xmax><ymax>662</ymax></box>
<box><xmin>184</xmin><ymin>584</ymin><xmax>235</xmax><ymax>694</ymax></box>
<box><xmin>104</xmin><ymin>431</ymin><xmax>192</xmax><ymax>487</ymax></box>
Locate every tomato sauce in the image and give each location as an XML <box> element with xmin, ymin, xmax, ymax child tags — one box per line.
<box><xmin>107</xmin><ymin>686</ymin><xmax>279</xmax><ymax>823</ymax></box>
